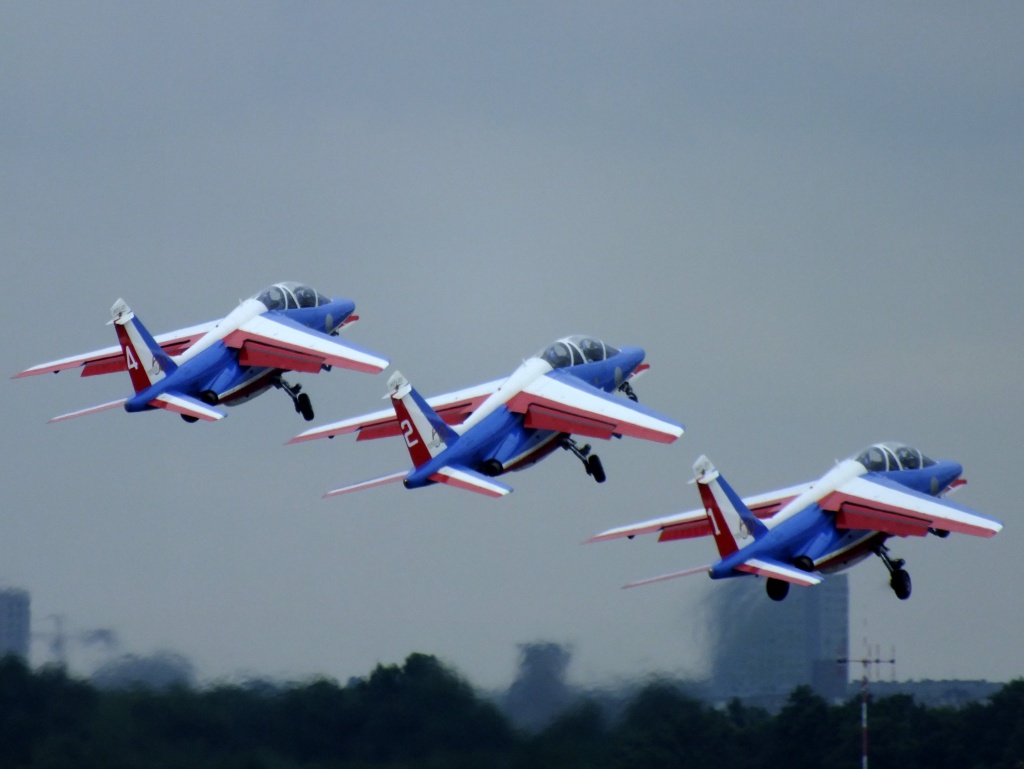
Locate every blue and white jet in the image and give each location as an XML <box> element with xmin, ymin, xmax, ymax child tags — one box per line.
<box><xmin>588</xmin><ymin>443</ymin><xmax>1002</xmax><ymax>600</ymax></box>
<box><xmin>290</xmin><ymin>335</ymin><xmax>684</xmax><ymax>498</ymax></box>
<box><xmin>15</xmin><ymin>282</ymin><xmax>389</xmax><ymax>424</ymax></box>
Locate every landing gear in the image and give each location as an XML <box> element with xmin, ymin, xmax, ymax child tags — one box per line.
<box><xmin>618</xmin><ymin>380</ymin><xmax>638</xmax><ymax>402</ymax></box>
<box><xmin>890</xmin><ymin>568</ymin><xmax>912</xmax><ymax>600</ymax></box>
<box><xmin>766</xmin><ymin>578</ymin><xmax>790</xmax><ymax>601</ymax></box>
<box><xmin>275</xmin><ymin>377</ymin><xmax>315</xmax><ymax>421</ymax></box>
<box><xmin>874</xmin><ymin>543</ymin><xmax>912</xmax><ymax>600</ymax></box>
<box><xmin>562</xmin><ymin>438</ymin><xmax>606</xmax><ymax>483</ymax></box>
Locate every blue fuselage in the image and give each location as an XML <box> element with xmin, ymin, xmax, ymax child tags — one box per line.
<box><xmin>711</xmin><ymin>460</ymin><xmax>965</xmax><ymax>579</ymax></box>
<box><xmin>124</xmin><ymin>299</ymin><xmax>354</xmax><ymax>413</ymax></box>
<box><xmin>404</xmin><ymin>346</ymin><xmax>647</xmax><ymax>488</ymax></box>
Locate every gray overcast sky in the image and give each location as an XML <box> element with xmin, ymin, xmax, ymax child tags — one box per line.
<box><xmin>2</xmin><ymin>3</ymin><xmax>1022</xmax><ymax>688</ymax></box>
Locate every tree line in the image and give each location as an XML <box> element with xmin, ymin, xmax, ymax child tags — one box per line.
<box><xmin>1</xmin><ymin>653</ymin><xmax>1022</xmax><ymax>769</ymax></box>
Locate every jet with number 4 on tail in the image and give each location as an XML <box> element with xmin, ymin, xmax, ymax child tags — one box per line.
<box><xmin>15</xmin><ymin>282</ymin><xmax>389</xmax><ymax>424</ymax></box>
<box><xmin>588</xmin><ymin>442</ymin><xmax>1001</xmax><ymax>601</ymax></box>
<box><xmin>289</xmin><ymin>335</ymin><xmax>684</xmax><ymax>498</ymax></box>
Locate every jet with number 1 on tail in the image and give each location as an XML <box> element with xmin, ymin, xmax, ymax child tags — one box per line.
<box><xmin>290</xmin><ymin>335</ymin><xmax>684</xmax><ymax>498</ymax></box>
<box><xmin>588</xmin><ymin>443</ymin><xmax>1002</xmax><ymax>601</ymax></box>
<box><xmin>15</xmin><ymin>282</ymin><xmax>389</xmax><ymax>424</ymax></box>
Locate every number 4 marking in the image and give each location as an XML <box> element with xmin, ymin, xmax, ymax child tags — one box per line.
<box><xmin>125</xmin><ymin>346</ymin><xmax>138</xmax><ymax>370</ymax></box>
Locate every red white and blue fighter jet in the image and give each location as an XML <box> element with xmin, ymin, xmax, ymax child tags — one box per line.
<box><xmin>588</xmin><ymin>443</ymin><xmax>1002</xmax><ymax>600</ymax></box>
<box><xmin>15</xmin><ymin>282</ymin><xmax>389</xmax><ymax>423</ymax></box>
<box><xmin>290</xmin><ymin>335</ymin><xmax>684</xmax><ymax>498</ymax></box>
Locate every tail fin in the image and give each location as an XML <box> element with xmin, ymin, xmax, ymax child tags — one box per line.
<box><xmin>109</xmin><ymin>299</ymin><xmax>177</xmax><ymax>394</ymax></box>
<box><xmin>692</xmin><ymin>455</ymin><xmax>768</xmax><ymax>557</ymax></box>
<box><xmin>388</xmin><ymin>370</ymin><xmax>458</xmax><ymax>468</ymax></box>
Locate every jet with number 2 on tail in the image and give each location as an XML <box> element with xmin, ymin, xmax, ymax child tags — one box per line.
<box><xmin>588</xmin><ymin>442</ymin><xmax>1001</xmax><ymax>601</ymax></box>
<box><xmin>14</xmin><ymin>282</ymin><xmax>389</xmax><ymax>424</ymax></box>
<box><xmin>289</xmin><ymin>335</ymin><xmax>684</xmax><ymax>498</ymax></box>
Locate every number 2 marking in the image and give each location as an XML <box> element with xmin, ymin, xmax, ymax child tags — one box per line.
<box><xmin>401</xmin><ymin>419</ymin><xmax>419</xmax><ymax>448</ymax></box>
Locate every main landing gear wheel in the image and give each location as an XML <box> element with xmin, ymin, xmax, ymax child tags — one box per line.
<box><xmin>274</xmin><ymin>376</ymin><xmax>314</xmax><ymax>421</ymax></box>
<box><xmin>766</xmin><ymin>578</ymin><xmax>790</xmax><ymax>601</ymax></box>
<box><xmin>874</xmin><ymin>543</ymin><xmax>912</xmax><ymax>600</ymax></box>
<box><xmin>562</xmin><ymin>438</ymin><xmax>607</xmax><ymax>484</ymax></box>
<box><xmin>890</xmin><ymin>568</ymin><xmax>912</xmax><ymax>600</ymax></box>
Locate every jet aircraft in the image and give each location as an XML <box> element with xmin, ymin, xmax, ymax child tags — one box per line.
<box><xmin>588</xmin><ymin>442</ymin><xmax>1002</xmax><ymax>600</ymax></box>
<box><xmin>289</xmin><ymin>335</ymin><xmax>684</xmax><ymax>498</ymax></box>
<box><xmin>15</xmin><ymin>282</ymin><xmax>389</xmax><ymax>423</ymax></box>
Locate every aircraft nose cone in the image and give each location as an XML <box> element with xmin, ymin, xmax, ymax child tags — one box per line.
<box><xmin>619</xmin><ymin>345</ymin><xmax>646</xmax><ymax>374</ymax></box>
<box><xmin>332</xmin><ymin>298</ymin><xmax>356</xmax><ymax>316</ymax></box>
<box><xmin>934</xmin><ymin>460</ymin><xmax>964</xmax><ymax>495</ymax></box>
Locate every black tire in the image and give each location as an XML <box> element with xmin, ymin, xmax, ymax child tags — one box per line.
<box><xmin>766</xmin><ymin>578</ymin><xmax>790</xmax><ymax>601</ymax></box>
<box><xmin>181</xmin><ymin>414</ymin><xmax>199</xmax><ymax>423</ymax></box>
<box><xmin>890</xmin><ymin>568</ymin><xmax>912</xmax><ymax>600</ymax></box>
<box><xmin>588</xmin><ymin>455</ymin><xmax>606</xmax><ymax>483</ymax></box>
<box><xmin>199</xmin><ymin>390</ymin><xmax>219</xmax><ymax>406</ymax></box>
<box><xmin>297</xmin><ymin>393</ymin><xmax>314</xmax><ymax>421</ymax></box>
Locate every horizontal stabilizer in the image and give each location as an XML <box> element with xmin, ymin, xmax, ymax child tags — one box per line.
<box><xmin>735</xmin><ymin>557</ymin><xmax>823</xmax><ymax>586</ymax></box>
<box><xmin>150</xmin><ymin>393</ymin><xmax>226</xmax><ymax>422</ymax></box>
<box><xmin>623</xmin><ymin>565</ymin><xmax>712</xmax><ymax>589</ymax></box>
<box><xmin>49</xmin><ymin>398</ymin><xmax>128</xmax><ymax>423</ymax></box>
<box><xmin>428</xmin><ymin>466</ymin><xmax>513</xmax><ymax>498</ymax></box>
<box><xmin>324</xmin><ymin>471</ymin><xmax>409</xmax><ymax>498</ymax></box>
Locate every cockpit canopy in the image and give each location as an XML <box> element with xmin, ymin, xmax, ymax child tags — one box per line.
<box><xmin>853</xmin><ymin>442</ymin><xmax>935</xmax><ymax>472</ymax></box>
<box><xmin>254</xmin><ymin>282</ymin><xmax>331</xmax><ymax>311</ymax></box>
<box><xmin>536</xmin><ymin>336</ymin><xmax>620</xmax><ymax>369</ymax></box>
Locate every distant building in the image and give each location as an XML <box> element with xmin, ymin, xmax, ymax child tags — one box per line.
<box><xmin>707</xmin><ymin>574</ymin><xmax>849</xmax><ymax>709</ymax></box>
<box><xmin>0</xmin><ymin>588</ymin><xmax>30</xmax><ymax>661</ymax></box>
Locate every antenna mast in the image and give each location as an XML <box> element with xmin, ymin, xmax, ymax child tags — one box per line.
<box><xmin>837</xmin><ymin>645</ymin><xmax>896</xmax><ymax>769</ymax></box>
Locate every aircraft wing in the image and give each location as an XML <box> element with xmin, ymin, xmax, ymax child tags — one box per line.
<box><xmin>505</xmin><ymin>369</ymin><xmax>684</xmax><ymax>444</ymax></box>
<box><xmin>586</xmin><ymin>482</ymin><xmax>814</xmax><ymax>543</ymax></box>
<box><xmin>288</xmin><ymin>378</ymin><xmax>505</xmax><ymax>444</ymax></box>
<box><xmin>821</xmin><ymin>475</ymin><xmax>1003</xmax><ymax>539</ymax></box>
<box><xmin>223</xmin><ymin>315</ymin><xmax>389</xmax><ymax>375</ymax></box>
<box><xmin>13</xmin><ymin>321</ymin><xmax>217</xmax><ymax>379</ymax></box>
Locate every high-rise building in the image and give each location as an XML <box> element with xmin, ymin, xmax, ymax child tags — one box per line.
<box><xmin>0</xmin><ymin>588</ymin><xmax>30</xmax><ymax>661</ymax></box>
<box><xmin>707</xmin><ymin>574</ymin><xmax>849</xmax><ymax>709</ymax></box>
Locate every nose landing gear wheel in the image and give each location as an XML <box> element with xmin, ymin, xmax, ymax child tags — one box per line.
<box><xmin>587</xmin><ymin>455</ymin><xmax>606</xmax><ymax>483</ymax></box>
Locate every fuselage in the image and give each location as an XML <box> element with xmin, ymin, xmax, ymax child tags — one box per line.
<box><xmin>124</xmin><ymin>284</ymin><xmax>354</xmax><ymax>413</ymax></box>
<box><xmin>711</xmin><ymin>450</ymin><xmax>965</xmax><ymax>580</ymax></box>
<box><xmin>403</xmin><ymin>338</ymin><xmax>647</xmax><ymax>488</ymax></box>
